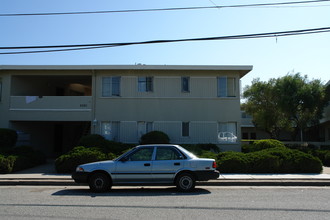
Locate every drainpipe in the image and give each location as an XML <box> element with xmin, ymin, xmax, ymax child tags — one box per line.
<box><xmin>91</xmin><ymin>69</ymin><xmax>97</xmax><ymax>134</ymax></box>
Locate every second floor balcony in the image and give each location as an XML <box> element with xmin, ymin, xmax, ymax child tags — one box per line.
<box><xmin>10</xmin><ymin>96</ymin><xmax>92</xmax><ymax>111</ymax></box>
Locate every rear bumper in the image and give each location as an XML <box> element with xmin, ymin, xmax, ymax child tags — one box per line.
<box><xmin>72</xmin><ymin>172</ymin><xmax>90</xmax><ymax>183</ymax></box>
<box><xmin>195</xmin><ymin>170</ymin><xmax>220</xmax><ymax>181</ymax></box>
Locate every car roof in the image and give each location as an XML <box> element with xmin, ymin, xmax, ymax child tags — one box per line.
<box><xmin>136</xmin><ymin>144</ymin><xmax>180</xmax><ymax>148</ymax></box>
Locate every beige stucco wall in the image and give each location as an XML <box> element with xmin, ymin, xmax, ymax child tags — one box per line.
<box><xmin>0</xmin><ymin>66</ymin><xmax>251</xmax><ymax>155</ymax></box>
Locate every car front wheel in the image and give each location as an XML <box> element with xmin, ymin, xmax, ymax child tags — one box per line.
<box><xmin>88</xmin><ymin>173</ymin><xmax>111</xmax><ymax>192</ymax></box>
<box><xmin>176</xmin><ymin>173</ymin><xmax>196</xmax><ymax>192</ymax></box>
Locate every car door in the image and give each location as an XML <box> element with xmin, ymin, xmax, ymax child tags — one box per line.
<box><xmin>152</xmin><ymin>146</ymin><xmax>184</xmax><ymax>183</ymax></box>
<box><xmin>113</xmin><ymin>147</ymin><xmax>154</xmax><ymax>183</ymax></box>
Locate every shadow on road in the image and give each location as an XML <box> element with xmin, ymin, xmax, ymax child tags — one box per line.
<box><xmin>52</xmin><ymin>187</ymin><xmax>211</xmax><ymax>197</ymax></box>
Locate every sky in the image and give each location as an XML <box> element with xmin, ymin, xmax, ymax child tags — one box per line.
<box><xmin>1</xmin><ymin>0</ymin><xmax>330</xmax><ymax>90</ymax></box>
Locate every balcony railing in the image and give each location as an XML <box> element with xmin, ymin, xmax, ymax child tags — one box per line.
<box><xmin>10</xmin><ymin>96</ymin><xmax>92</xmax><ymax>111</ymax></box>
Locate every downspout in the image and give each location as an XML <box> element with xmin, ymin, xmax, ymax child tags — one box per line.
<box><xmin>91</xmin><ymin>69</ymin><xmax>98</xmax><ymax>134</ymax></box>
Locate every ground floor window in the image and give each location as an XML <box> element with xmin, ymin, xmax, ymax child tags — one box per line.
<box><xmin>137</xmin><ymin>121</ymin><xmax>153</xmax><ymax>139</ymax></box>
<box><xmin>101</xmin><ymin>121</ymin><xmax>120</xmax><ymax>141</ymax></box>
<box><xmin>218</xmin><ymin>122</ymin><xmax>237</xmax><ymax>143</ymax></box>
<box><xmin>182</xmin><ymin>122</ymin><xmax>190</xmax><ymax>137</ymax></box>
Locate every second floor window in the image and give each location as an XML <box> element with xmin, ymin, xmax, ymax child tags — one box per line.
<box><xmin>138</xmin><ymin>77</ymin><xmax>153</xmax><ymax>92</ymax></box>
<box><xmin>217</xmin><ymin>77</ymin><xmax>236</xmax><ymax>97</ymax></box>
<box><xmin>102</xmin><ymin>77</ymin><xmax>120</xmax><ymax>97</ymax></box>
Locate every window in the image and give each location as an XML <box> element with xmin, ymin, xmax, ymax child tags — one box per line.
<box><xmin>102</xmin><ymin>77</ymin><xmax>121</xmax><ymax>97</ymax></box>
<box><xmin>181</xmin><ymin>77</ymin><xmax>190</xmax><ymax>92</ymax></box>
<box><xmin>182</xmin><ymin>122</ymin><xmax>190</xmax><ymax>137</ymax></box>
<box><xmin>138</xmin><ymin>77</ymin><xmax>153</xmax><ymax>92</ymax></box>
<box><xmin>217</xmin><ymin>77</ymin><xmax>236</xmax><ymax>97</ymax></box>
<box><xmin>101</xmin><ymin>121</ymin><xmax>120</xmax><ymax>141</ymax></box>
<box><xmin>128</xmin><ymin>148</ymin><xmax>154</xmax><ymax>161</ymax></box>
<box><xmin>156</xmin><ymin>147</ymin><xmax>182</xmax><ymax>160</ymax></box>
<box><xmin>218</xmin><ymin>122</ymin><xmax>237</xmax><ymax>143</ymax></box>
<box><xmin>137</xmin><ymin>121</ymin><xmax>153</xmax><ymax>139</ymax></box>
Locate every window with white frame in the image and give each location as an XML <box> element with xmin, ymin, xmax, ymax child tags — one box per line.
<box><xmin>102</xmin><ymin>76</ymin><xmax>121</xmax><ymax>97</ymax></box>
<box><xmin>138</xmin><ymin>77</ymin><xmax>153</xmax><ymax>92</ymax></box>
<box><xmin>101</xmin><ymin>121</ymin><xmax>120</xmax><ymax>141</ymax></box>
<box><xmin>217</xmin><ymin>77</ymin><xmax>236</xmax><ymax>97</ymax></box>
<box><xmin>181</xmin><ymin>77</ymin><xmax>190</xmax><ymax>92</ymax></box>
<box><xmin>182</xmin><ymin>122</ymin><xmax>190</xmax><ymax>137</ymax></box>
<box><xmin>218</xmin><ymin>122</ymin><xmax>237</xmax><ymax>143</ymax></box>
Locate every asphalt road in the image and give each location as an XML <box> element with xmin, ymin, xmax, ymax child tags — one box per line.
<box><xmin>1</xmin><ymin>186</ymin><xmax>330</xmax><ymax>220</ymax></box>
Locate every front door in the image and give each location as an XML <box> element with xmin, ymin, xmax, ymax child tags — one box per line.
<box><xmin>113</xmin><ymin>147</ymin><xmax>154</xmax><ymax>183</ymax></box>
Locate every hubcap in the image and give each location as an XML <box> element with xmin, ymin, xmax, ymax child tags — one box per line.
<box><xmin>95</xmin><ymin>178</ymin><xmax>104</xmax><ymax>188</ymax></box>
<box><xmin>180</xmin><ymin>176</ymin><xmax>192</xmax><ymax>189</ymax></box>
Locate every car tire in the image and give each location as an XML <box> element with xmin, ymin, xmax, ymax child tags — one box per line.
<box><xmin>176</xmin><ymin>173</ymin><xmax>196</xmax><ymax>192</ymax></box>
<box><xmin>88</xmin><ymin>173</ymin><xmax>112</xmax><ymax>193</ymax></box>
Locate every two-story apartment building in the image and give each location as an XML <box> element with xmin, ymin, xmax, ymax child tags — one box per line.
<box><xmin>0</xmin><ymin>65</ymin><xmax>252</xmax><ymax>157</ymax></box>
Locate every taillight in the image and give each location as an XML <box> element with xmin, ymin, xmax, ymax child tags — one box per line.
<box><xmin>212</xmin><ymin>161</ymin><xmax>217</xmax><ymax>168</ymax></box>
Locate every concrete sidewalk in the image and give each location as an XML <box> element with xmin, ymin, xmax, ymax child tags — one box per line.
<box><xmin>1</xmin><ymin>162</ymin><xmax>330</xmax><ymax>186</ymax></box>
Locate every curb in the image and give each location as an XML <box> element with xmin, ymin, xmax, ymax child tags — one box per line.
<box><xmin>200</xmin><ymin>179</ymin><xmax>330</xmax><ymax>187</ymax></box>
<box><xmin>1</xmin><ymin>179</ymin><xmax>330</xmax><ymax>187</ymax></box>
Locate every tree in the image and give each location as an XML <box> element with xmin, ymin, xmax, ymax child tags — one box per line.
<box><xmin>243</xmin><ymin>78</ymin><xmax>291</xmax><ymax>139</ymax></box>
<box><xmin>243</xmin><ymin>73</ymin><xmax>329</xmax><ymax>141</ymax></box>
<box><xmin>275</xmin><ymin>73</ymin><xmax>329</xmax><ymax>141</ymax></box>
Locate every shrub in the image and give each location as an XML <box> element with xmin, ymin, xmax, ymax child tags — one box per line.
<box><xmin>312</xmin><ymin>150</ymin><xmax>330</xmax><ymax>167</ymax></box>
<box><xmin>182</xmin><ymin>144</ymin><xmax>219</xmax><ymax>156</ymax></box>
<box><xmin>216</xmin><ymin>152</ymin><xmax>249</xmax><ymax>173</ymax></box>
<box><xmin>242</xmin><ymin>139</ymin><xmax>285</xmax><ymax>153</ymax></box>
<box><xmin>199</xmin><ymin>150</ymin><xmax>217</xmax><ymax>159</ymax></box>
<box><xmin>10</xmin><ymin>146</ymin><xmax>46</xmax><ymax>172</ymax></box>
<box><xmin>55</xmin><ymin>146</ymin><xmax>108</xmax><ymax>173</ymax></box>
<box><xmin>247</xmin><ymin>152</ymin><xmax>281</xmax><ymax>173</ymax></box>
<box><xmin>0</xmin><ymin>155</ymin><xmax>15</xmax><ymax>174</ymax></box>
<box><xmin>0</xmin><ymin>146</ymin><xmax>46</xmax><ymax>173</ymax></box>
<box><xmin>78</xmin><ymin>135</ymin><xmax>132</xmax><ymax>155</ymax></box>
<box><xmin>78</xmin><ymin>134</ymin><xmax>107</xmax><ymax>148</ymax></box>
<box><xmin>139</xmin><ymin>131</ymin><xmax>170</xmax><ymax>144</ymax></box>
<box><xmin>216</xmin><ymin>147</ymin><xmax>323</xmax><ymax>174</ymax></box>
<box><xmin>0</xmin><ymin>128</ymin><xmax>17</xmax><ymax>148</ymax></box>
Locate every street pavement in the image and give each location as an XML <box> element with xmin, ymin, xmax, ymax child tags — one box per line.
<box><xmin>1</xmin><ymin>161</ymin><xmax>330</xmax><ymax>186</ymax></box>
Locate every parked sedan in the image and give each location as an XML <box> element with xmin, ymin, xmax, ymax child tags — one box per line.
<box><xmin>72</xmin><ymin>144</ymin><xmax>219</xmax><ymax>192</ymax></box>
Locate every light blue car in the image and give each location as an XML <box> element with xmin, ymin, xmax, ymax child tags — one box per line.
<box><xmin>72</xmin><ymin>144</ymin><xmax>219</xmax><ymax>192</ymax></box>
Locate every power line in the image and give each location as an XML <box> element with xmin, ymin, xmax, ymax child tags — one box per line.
<box><xmin>0</xmin><ymin>0</ymin><xmax>329</xmax><ymax>17</ymax></box>
<box><xmin>1</xmin><ymin>27</ymin><xmax>329</xmax><ymax>55</ymax></box>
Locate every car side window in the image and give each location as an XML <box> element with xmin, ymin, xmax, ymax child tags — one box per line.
<box><xmin>156</xmin><ymin>147</ymin><xmax>183</xmax><ymax>160</ymax></box>
<box><xmin>129</xmin><ymin>148</ymin><xmax>153</xmax><ymax>161</ymax></box>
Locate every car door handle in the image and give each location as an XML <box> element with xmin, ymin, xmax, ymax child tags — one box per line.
<box><xmin>174</xmin><ymin>163</ymin><xmax>180</xmax><ymax>166</ymax></box>
<box><xmin>144</xmin><ymin>163</ymin><xmax>151</xmax><ymax>166</ymax></box>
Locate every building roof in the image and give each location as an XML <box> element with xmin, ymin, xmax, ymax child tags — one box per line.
<box><xmin>0</xmin><ymin>64</ymin><xmax>253</xmax><ymax>78</ymax></box>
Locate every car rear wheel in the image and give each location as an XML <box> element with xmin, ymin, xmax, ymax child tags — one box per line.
<box><xmin>176</xmin><ymin>173</ymin><xmax>196</xmax><ymax>192</ymax></box>
<box><xmin>88</xmin><ymin>173</ymin><xmax>111</xmax><ymax>193</ymax></box>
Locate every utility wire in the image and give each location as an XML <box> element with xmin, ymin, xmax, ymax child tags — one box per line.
<box><xmin>1</xmin><ymin>27</ymin><xmax>329</xmax><ymax>55</ymax></box>
<box><xmin>0</xmin><ymin>0</ymin><xmax>329</xmax><ymax>16</ymax></box>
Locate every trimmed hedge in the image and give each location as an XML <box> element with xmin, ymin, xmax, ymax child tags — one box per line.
<box><xmin>182</xmin><ymin>144</ymin><xmax>220</xmax><ymax>156</ymax></box>
<box><xmin>139</xmin><ymin>131</ymin><xmax>170</xmax><ymax>144</ymax></box>
<box><xmin>0</xmin><ymin>128</ymin><xmax>18</xmax><ymax>148</ymax></box>
<box><xmin>217</xmin><ymin>147</ymin><xmax>322</xmax><ymax>173</ymax></box>
<box><xmin>78</xmin><ymin>134</ymin><xmax>132</xmax><ymax>155</ymax></box>
<box><xmin>55</xmin><ymin>146</ymin><xmax>109</xmax><ymax>173</ymax></box>
<box><xmin>242</xmin><ymin>139</ymin><xmax>285</xmax><ymax>153</ymax></box>
<box><xmin>313</xmin><ymin>150</ymin><xmax>330</xmax><ymax>167</ymax></box>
